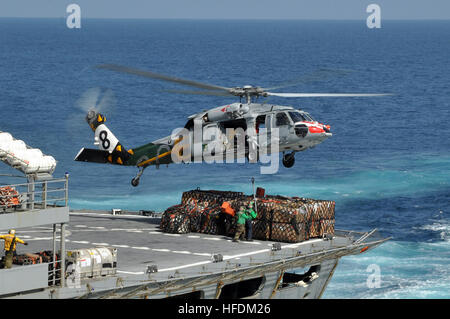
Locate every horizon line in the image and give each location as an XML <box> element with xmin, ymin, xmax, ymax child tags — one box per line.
<box><xmin>0</xmin><ymin>17</ymin><xmax>449</xmax><ymax>21</ymax></box>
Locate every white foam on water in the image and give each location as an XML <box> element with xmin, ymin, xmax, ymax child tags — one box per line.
<box><xmin>416</xmin><ymin>220</ymin><xmax>450</xmax><ymax>243</ymax></box>
<box><xmin>323</xmin><ymin>240</ymin><xmax>450</xmax><ymax>299</ymax></box>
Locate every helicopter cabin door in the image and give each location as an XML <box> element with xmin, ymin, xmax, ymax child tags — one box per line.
<box><xmin>255</xmin><ymin>115</ymin><xmax>269</xmax><ymax>152</ymax></box>
<box><xmin>190</xmin><ymin>122</ymin><xmax>225</xmax><ymax>161</ymax></box>
<box><xmin>272</xmin><ymin>111</ymin><xmax>291</xmax><ymax>146</ymax></box>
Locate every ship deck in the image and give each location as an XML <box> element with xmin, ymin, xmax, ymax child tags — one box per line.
<box><xmin>3</xmin><ymin>209</ymin><xmax>389</xmax><ymax>299</ymax></box>
<box><xmin>15</xmin><ymin>209</ymin><xmax>308</xmax><ymax>275</ymax></box>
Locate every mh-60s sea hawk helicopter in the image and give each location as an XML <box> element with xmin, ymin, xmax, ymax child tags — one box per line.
<box><xmin>74</xmin><ymin>64</ymin><xmax>390</xmax><ymax>186</ymax></box>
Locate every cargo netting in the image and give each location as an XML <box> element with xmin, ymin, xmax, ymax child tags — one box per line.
<box><xmin>160</xmin><ymin>189</ymin><xmax>335</xmax><ymax>243</ymax></box>
<box><xmin>0</xmin><ymin>186</ymin><xmax>21</xmax><ymax>208</ymax></box>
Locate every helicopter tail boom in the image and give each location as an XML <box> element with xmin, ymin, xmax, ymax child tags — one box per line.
<box><xmin>75</xmin><ymin>111</ymin><xmax>133</xmax><ymax>165</ymax></box>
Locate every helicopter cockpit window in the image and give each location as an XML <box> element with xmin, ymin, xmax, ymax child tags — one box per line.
<box><xmin>288</xmin><ymin>112</ymin><xmax>307</xmax><ymax>123</ymax></box>
<box><xmin>276</xmin><ymin>112</ymin><xmax>290</xmax><ymax>126</ymax></box>
<box><xmin>304</xmin><ymin>113</ymin><xmax>315</xmax><ymax>122</ymax></box>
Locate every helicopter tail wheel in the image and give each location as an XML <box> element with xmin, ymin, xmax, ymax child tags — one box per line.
<box><xmin>131</xmin><ymin>166</ymin><xmax>146</xmax><ymax>187</ymax></box>
<box><xmin>282</xmin><ymin>152</ymin><xmax>295</xmax><ymax>168</ymax></box>
<box><xmin>131</xmin><ymin>177</ymin><xmax>140</xmax><ymax>187</ymax></box>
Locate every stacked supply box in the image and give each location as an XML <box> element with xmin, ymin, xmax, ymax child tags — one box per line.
<box><xmin>160</xmin><ymin>189</ymin><xmax>335</xmax><ymax>243</ymax></box>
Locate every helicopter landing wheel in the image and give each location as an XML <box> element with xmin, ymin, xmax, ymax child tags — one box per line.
<box><xmin>282</xmin><ymin>153</ymin><xmax>295</xmax><ymax>168</ymax></box>
<box><xmin>247</xmin><ymin>150</ymin><xmax>259</xmax><ymax>163</ymax></box>
<box><xmin>246</xmin><ymin>142</ymin><xmax>260</xmax><ymax>163</ymax></box>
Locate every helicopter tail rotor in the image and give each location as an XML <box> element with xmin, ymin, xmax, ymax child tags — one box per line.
<box><xmin>66</xmin><ymin>87</ymin><xmax>118</xmax><ymax>146</ymax></box>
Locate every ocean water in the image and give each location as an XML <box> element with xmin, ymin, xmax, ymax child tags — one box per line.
<box><xmin>0</xmin><ymin>19</ymin><xmax>449</xmax><ymax>298</ymax></box>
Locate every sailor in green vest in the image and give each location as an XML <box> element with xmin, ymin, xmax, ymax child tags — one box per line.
<box><xmin>233</xmin><ymin>202</ymin><xmax>257</xmax><ymax>242</ymax></box>
<box><xmin>245</xmin><ymin>201</ymin><xmax>257</xmax><ymax>241</ymax></box>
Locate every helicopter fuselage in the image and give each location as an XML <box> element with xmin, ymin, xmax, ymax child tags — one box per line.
<box><xmin>75</xmin><ymin>103</ymin><xmax>332</xmax><ymax>172</ymax></box>
<box><xmin>183</xmin><ymin>102</ymin><xmax>332</xmax><ymax>158</ymax></box>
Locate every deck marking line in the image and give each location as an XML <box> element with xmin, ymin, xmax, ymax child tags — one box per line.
<box><xmin>159</xmin><ymin>260</ymin><xmax>212</xmax><ymax>272</ymax></box>
<box><xmin>70</xmin><ymin>212</ymin><xmax>154</xmax><ymax>219</ymax></box>
<box><xmin>158</xmin><ymin>241</ymin><xmax>309</xmax><ymax>273</ymax></box>
<box><xmin>117</xmin><ymin>270</ymin><xmax>145</xmax><ymax>275</ymax></box>
<box><xmin>27</xmin><ymin>237</ymin><xmax>53</xmax><ymax>241</ymax></box>
<box><xmin>172</xmin><ymin>251</ymin><xmax>192</xmax><ymax>254</ymax></box>
<box><xmin>71</xmin><ymin>240</ymin><xmax>90</xmax><ymax>244</ymax></box>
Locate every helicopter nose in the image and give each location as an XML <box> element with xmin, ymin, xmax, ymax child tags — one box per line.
<box><xmin>308</xmin><ymin>126</ymin><xmax>331</xmax><ymax>135</ymax></box>
<box><xmin>307</xmin><ymin>126</ymin><xmax>332</xmax><ymax>143</ymax></box>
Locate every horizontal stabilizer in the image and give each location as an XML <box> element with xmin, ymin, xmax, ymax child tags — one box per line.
<box><xmin>74</xmin><ymin>148</ymin><xmax>109</xmax><ymax>164</ymax></box>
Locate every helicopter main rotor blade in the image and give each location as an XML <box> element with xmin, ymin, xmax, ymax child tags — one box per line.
<box><xmin>266</xmin><ymin>92</ymin><xmax>393</xmax><ymax>98</ymax></box>
<box><xmin>262</xmin><ymin>68</ymin><xmax>354</xmax><ymax>91</ymax></box>
<box><xmin>163</xmin><ymin>89</ymin><xmax>234</xmax><ymax>97</ymax></box>
<box><xmin>97</xmin><ymin>64</ymin><xmax>232</xmax><ymax>92</ymax></box>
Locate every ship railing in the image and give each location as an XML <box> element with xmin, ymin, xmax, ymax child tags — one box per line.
<box><xmin>46</xmin><ymin>260</ymin><xmax>62</xmax><ymax>287</ymax></box>
<box><xmin>334</xmin><ymin>228</ymin><xmax>386</xmax><ymax>243</ymax></box>
<box><xmin>0</xmin><ymin>176</ymin><xmax>69</xmax><ymax>212</ymax></box>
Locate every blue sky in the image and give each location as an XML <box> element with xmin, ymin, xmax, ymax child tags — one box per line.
<box><xmin>0</xmin><ymin>0</ymin><xmax>449</xmax><ymax>19</ymax></box>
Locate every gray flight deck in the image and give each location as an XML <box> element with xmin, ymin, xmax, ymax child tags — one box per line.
<box><xmin>19</xmin><ymin>210</ymin><xmax>325</xmax><ymax>274</ymax></box>
<box><xmin>3</xmin><ymin>209</ymin><xmax>389</xmax><ymax>299</ymax></box>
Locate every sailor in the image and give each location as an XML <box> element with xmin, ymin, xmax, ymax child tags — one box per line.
<box><xmin>233</xmin><ymin>206</ymin><xmax>249</xmax><ymax>242</ymax></box>
<box><xmin>244</xmin><ymin>201</ymin><xmax>257</xmax><ymax>241</ymax></box>
<box><xmin>0</xmin><ymin>229</ymin><xmax>28</xmax><ymax>269</ymax></box>
<box><xmin>219</xmin><ymin>201</ymin><xmax>235</xmax><ymax>235</ymax></box>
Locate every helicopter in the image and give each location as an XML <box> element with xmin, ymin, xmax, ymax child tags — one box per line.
<box><xmin>74</xmin><ymin>64</ymin><xmax>390</xmax><ymax>186</ymax></box>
